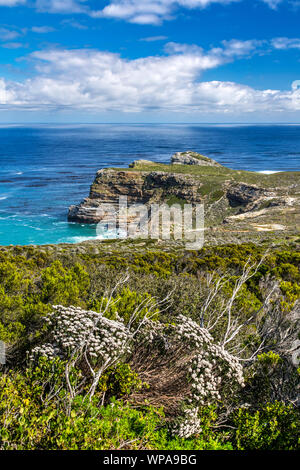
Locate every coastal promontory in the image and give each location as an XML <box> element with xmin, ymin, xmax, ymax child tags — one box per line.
<box><xmin>68</xmin><ymin>151</ymin><xmax>300</xmax><ymax>243</ymax></box>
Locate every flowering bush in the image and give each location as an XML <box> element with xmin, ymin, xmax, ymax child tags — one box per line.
<box><xmin>170</xmin><ymin>315</ymin><xmax>245</xmax><ymax>437</ymax></box>
<box><xmin>30</xmin><ymin>305</ymin><xmax>131</xmax><ymax>368</ymax></box>
<box><xmin>29</xmin><ymin>306</ymin><xmax>246</xmax><ymax>438</ymax></box>
<box><xmin>171</xmin><ymin>406</ymin><xmax>203</xmax><ymax>438</ymax></box>
<box><xmin>0</xmin><ymin>244</ymin><xmax>299</xmax><ymax>450</ymax></box>
<box><xmin>175</xmin><ymin>315</ymin><xmax>244</xmax><ymax>404</ymax></box>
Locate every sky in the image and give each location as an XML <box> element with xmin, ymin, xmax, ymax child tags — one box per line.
<box><xmin>1</xmin><ymin>0</ymin><xmax>300</xmax><ymax>122</ymax></box>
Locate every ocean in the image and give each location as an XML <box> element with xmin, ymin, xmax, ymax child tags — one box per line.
<box><xmin>0</xmin><ymin>123</ymin><xmax>300</xmax><ymax>246</ymax></box>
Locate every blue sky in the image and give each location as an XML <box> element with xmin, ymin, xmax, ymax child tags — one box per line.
<box><xmin>1</xmin><ymin>0</ymin><xmax>300</xmax><ymax>122</ymax></box>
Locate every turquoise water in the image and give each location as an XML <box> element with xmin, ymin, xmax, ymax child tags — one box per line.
<box><xmin>0</xmin><ymin>124</ymin><xmax>300</xmax><ymax>246</ymax></box>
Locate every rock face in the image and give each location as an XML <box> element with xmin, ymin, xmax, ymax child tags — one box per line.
<box><xmin>68</xmin><ymin>169</ymin><xmax>203</xmax><ymax>224</ymax></box>
<box><xmin>226</xmin><ymin>183</ymin><xmax>274</xmax><ymax>208</ymax></box>
<box><xmin>171</xmin><ymin>151</ymin><xmax>222</xmax><ymax>167</ymax></box>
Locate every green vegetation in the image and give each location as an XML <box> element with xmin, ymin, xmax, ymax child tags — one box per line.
<box><xmin>0</xmin><ymin>357</ymin><xmax>235</xmax><ymax>451</ymax></box>
<box><xmin>1</xmin><ymin>241</ymin><xmax>300</xmax><ymax>345</ymax></box>
<box><xmin>0</xmin><ymin>240</ymin><xmax>299</xmax><ymax>450</ymax></box>
<box><xmin>232</xmin><ymin>402</ymin><xmax>299</xmax><ymax>450</ymax></box>
<box><xmin>115</xmin><ymin>160</ymin><xmax>300</xmax><ymax>191</ymax></box>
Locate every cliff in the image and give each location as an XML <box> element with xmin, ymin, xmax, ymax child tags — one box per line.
<box><xmin>68</xmin><ymin>151</ymin><xmax>300</xmax><ymax>241</ymax></box>
<box><xmin>68</xmin><ymin>169</ymin><xmax>203</xmax><ymax>224</ymax></box>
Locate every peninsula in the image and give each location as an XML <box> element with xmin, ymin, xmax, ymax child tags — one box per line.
<box><xmin>68</xmin><ymin>151</ymin><xmax>300</xmax><ymax>245</ymax></box>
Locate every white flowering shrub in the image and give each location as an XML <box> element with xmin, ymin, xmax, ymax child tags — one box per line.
<box><xmin>174</xmin><ymin>315</ymin><xmax>244</xmax><ymax>402</ymax></box>
<box><xmin>30</xmin><ymin>305</ymin><xmax>131</xmax><ymax>367</ymax></box>
<box><xmin>171</xmin><ymin>406</ymin><xmax>203</xmax><ymax>438</ymax></box>
<box><xmin>29</xmin><ymin>343</ymin><xmax>60</xmax><ymax>361</ymax></box>
<box><xmin>134</xmin><ymin>317</ymin><xmax>166</xmax><ymax>344</ymax></box>
<box><xmin>170</xmin><ymin>315</ymin><xmax>245</xmax><ymax>437</ymax></box>
<box><xmin>29</xmin><ymin>306</ymin><xmax>245</xmax><ymax>438</ymax></box>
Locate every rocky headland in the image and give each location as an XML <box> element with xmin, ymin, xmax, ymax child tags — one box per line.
<box><xmin>68</xmin><ymin>151</ymin><xmax>300</xmax><ymax>245</ymax></box>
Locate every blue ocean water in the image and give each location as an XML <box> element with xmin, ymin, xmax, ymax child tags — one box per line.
<box><xmin>0</xmin><ymin>123</ymin><xmax>300</xmax><ymax>246</ymax></box>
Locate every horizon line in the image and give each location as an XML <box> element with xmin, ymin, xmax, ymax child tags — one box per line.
<box><xmin>1</xmin><ymin>122</ymin><xmax>300</xmax><ymax>125</ymax></box>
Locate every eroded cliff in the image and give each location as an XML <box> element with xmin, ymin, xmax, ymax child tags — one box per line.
<box><xmin>68</xmin><ymin>151</ymin><xmax>300</xmax><ymax>240</ymax></box>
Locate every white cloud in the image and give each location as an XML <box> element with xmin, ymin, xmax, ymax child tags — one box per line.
<box><xmin>261</xmin><ymin>0</ymin><xmax>283</xmax><ymax>8</ymax></box>
<box><xmin>61</xmin><ymin>19</ymin><xmax>88</xmax><ymax>29</ymax></box>
<box><xmin>0</xmin><ymin>0</ymin><xmax>25</xmax><ymax>5</ymax></box>
<box><xmin>1</xmin><ymin>41</ymin><xmax>25</xmax><ymax>48</ymax></box>
<box><xmin>140</xmin><ymin>35</ymin><xmax>168</xmax><ymax>42</ymax></box>
<box><xmin>0</xmin><ymin>78</ymin><xmax>16</xmax><ymax>104</ymax></box>
<box><xmin>165</xmin><ymin>39</ymin><xmax>264</xmax><ymax>61</ymax></box>
<box><xmin>272</xmin><ymin>37</ymin><xmax>300</xmax><ymax>49</ymax></box>
<box><xmin>35</xmin><ymin>0</ymin><xmax>89</xmax><ymax>14</ymax></box>
<box><xmin>31</xmin><ymin>26</ymin><xmax>55</xmax><ymax>33</ymax></box>
<box><xmin>0</xmin><ymin>41</ymin><xmax>300</xmax><ymax>116</ymax></box>
<box><xmin>97</xmin><ymin>0</ymin><xmax>237</xmax><ymax>24</ymax></box>
<box><xmin>220</xmin><ymin>39</ymin><xmax>265</xmax><ymax>57</ymax></box>
<box><xmin>0</xmin><ymin>0</ymin><xmax>289</xmax><ymax>23</ymax></box>
<box><xmin>97</xmin><ymin>0</ymin><xmax>286</xmax><ymax>24</ymax></box>
<box><xmin>0</xmin><ymin>27</ymin><xmax>20</xmax><ymax>41</ymax></box>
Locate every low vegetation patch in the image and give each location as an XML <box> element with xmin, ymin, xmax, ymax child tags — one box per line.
<box><xmin>0</xmin><ymin>241</ymin><xmax>299</xmax><ymax>450</ymax></box>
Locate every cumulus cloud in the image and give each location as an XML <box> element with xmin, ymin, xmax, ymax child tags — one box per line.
<box><xmin>272</xmin><ymin>37</ymin><xmax>300</xmax><ymax>49</ymax></box>
<box><xmin>97</xmin><ymin>0</ymin><xmax>286</xmax><ymax>24</ymax></box>
<box><xmin>0</xmin><ymin>1</ymin><xmax>289</xmax><ymax>23</ymax></box>
<box><xmin>0</xmin><ymin>40</ymin><xmax>300</xmax><ymax>116</ymax></box>
<box><xmin>219</xmin><ymin>39</ymin><xmax>266</xmax><ymax>57</ymax></box>
<box><xmin>165</xmin><ymin>39</ymin><xmax>264</xmax><ymax>61</ymax></box>
<box><xmin>0</xmin><ymin>79</ymin><xmax>17</xmax><ymax>104</ymax></box>
<box><xmin>98</xmin><ymin>0</ymin><xmax>236</xmax><ymax>24</ymax></box>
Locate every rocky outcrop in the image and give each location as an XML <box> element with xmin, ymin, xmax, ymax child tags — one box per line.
<box><xmin>68</xmin><ymin>169</ymin><xmax>203</xmax><ymax>224</ymax></box>
<box><xmin>68</xmin><ymin>152</ymin><xmax>300</xmax><ymax>238</ymax></box>
<box><xmin>226</xmin><ymin>183</ymin><xmax>269</xmax><ymax>208</ymax></box>
<box><xmin>171</xmin><ymin>151</ymin><xmax>222</xmax><ymax>167</ymax></box>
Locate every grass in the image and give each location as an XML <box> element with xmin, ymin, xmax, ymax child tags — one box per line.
<box><xmin>110</xmin><ymin>161</ymin><xmax>300</xmax><ymax>193</ymax></box>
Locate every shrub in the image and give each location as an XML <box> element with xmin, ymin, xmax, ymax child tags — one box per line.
<box><xmin>0</xmin><ymin>364</ymin><xmax>232</xmax><ymax>450</ymax></box>
<box><xmin>232</xmin><ymin>402</ymin><xmax>300</xmax><ymax>450</ymax></box>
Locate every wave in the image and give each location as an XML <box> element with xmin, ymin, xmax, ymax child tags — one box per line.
<box><xmin>62</xmin><ymin>228</ymin><xmax>126</xmax><ymax>245</ymax></box>
<box><xmin>61</xmin><ymin>234</ymin><xmax>109</xmax><ymax>244</ymax></box>
<box><xmin>257</xmin><ymin>170</ymin><xmax>283</xmax><ymax>175</ymax></box>
<box><xmin>64</xmin><ymin>236</ymin><xmax>100</xmax><ymax>244</ymax></box>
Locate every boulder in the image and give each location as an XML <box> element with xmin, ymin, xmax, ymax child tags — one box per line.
<box><xmin>171</xmin><ymin>151</ymin><xmax>222</xmax><ymax>167</ymax></box>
